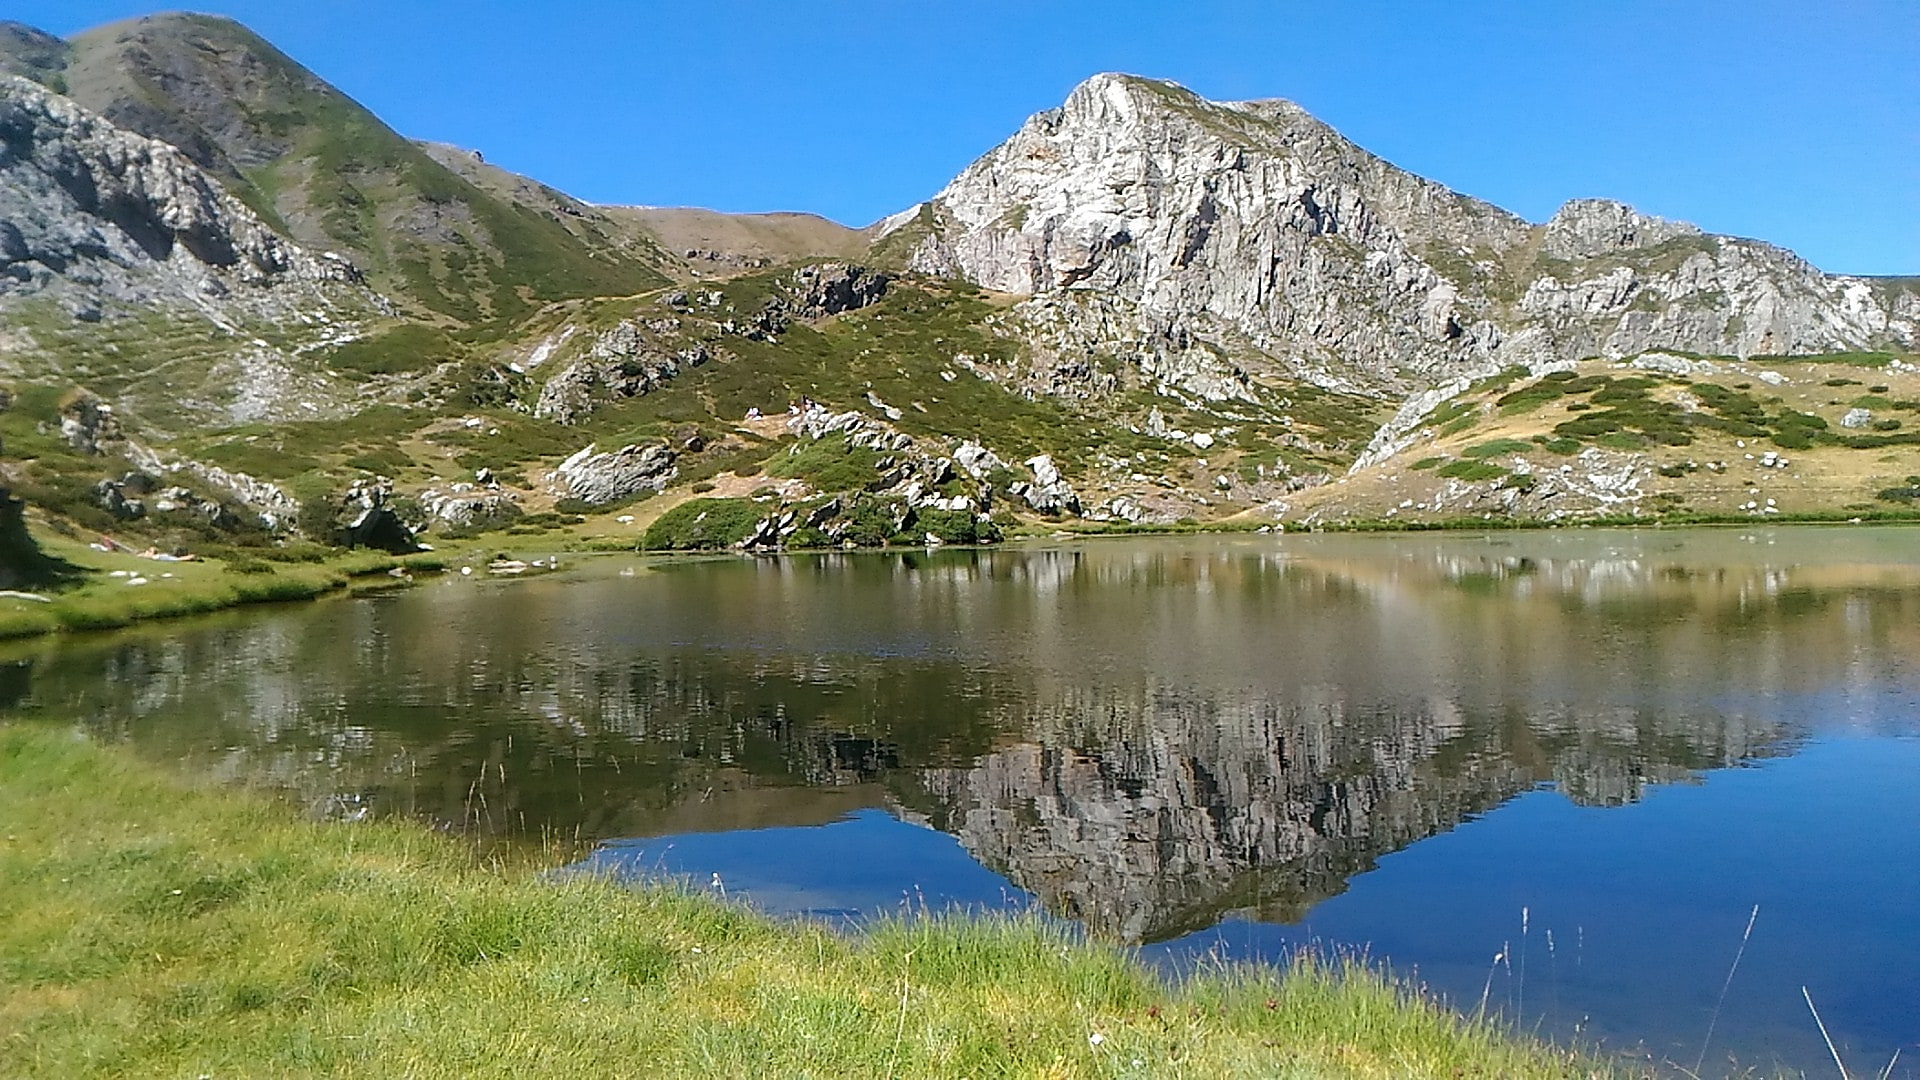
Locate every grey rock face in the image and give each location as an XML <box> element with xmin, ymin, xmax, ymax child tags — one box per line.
<box><xmin>882</xmin><ymin>74</ymin><xmax>1915</xmax><ymax>394</ymax></box>
<box><xmin>1011</xmin><ymin>454</ymin><xmax>1081</xmax><ymax>515</ymax></box>
<box><xmin>0</xmin><ymin>75</ymin><xmax>363</xmax><ymax>314</ymax></box>
<box><xmin>333</xmin><ymin>478</ymin><xmax>417</xmax><ymax>553</ymax></box>
<box><xmin>952</xmin><ymin>440</ymin><xmax>1006</xmax><ymax>480</ymax></box>
<box><xmin>548</xmin><ymin>442</ymin><xmax>678</xmax><ymax>505</ymax></box>
<box><xmin>418</xmin><ymin>484</ymin><xmax>523</xmax><ymax>531</ymax></box>
<box><xmin>1538</xmin><ymin>198</ymin><xmax>1699</xmax><ymax>259</ymax></box>
<box><xmin>784</xmin><ymin>261</ymin><xmax>888</xmax><ymax>319</ymax></box>
<box><xmin>534</xmin><ymin>320</ymin><xmax>709</xmax><ymax>423</ymax></box>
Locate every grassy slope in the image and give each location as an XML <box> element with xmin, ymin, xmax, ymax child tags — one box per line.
<box><xmin>602</xmin><ymin>205</ymin><xmax>871</xmax><ymax>269</ymax></box>
<box><xmin>0</xmin><ymin>725</ymin><xmax>1623</xmax><ymax>1078</ymax></box>
<box><xmin>1298</xmin><ymin>354</ymin><xmax>1920</xmax><ymax>525</ymax></box>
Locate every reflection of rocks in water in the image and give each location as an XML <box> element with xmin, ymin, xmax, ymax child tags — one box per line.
<box><xmin>919</xmin><ymin>685</ymin><xmax>1784</xmax><ymax>943</ymax></box>
<box><xmin>809</xmin><ymin>733</ymin><xmax>899</xmax><ymax>785</ymax></box>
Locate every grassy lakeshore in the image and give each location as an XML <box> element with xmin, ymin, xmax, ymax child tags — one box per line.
<box><xmin>0</xmin><ymin>533</ymin><xmax>448</xmax><ymax>641</ymax></box>
<box><xmin>0</xmin><ymin>725</ymin><xmax>1629</xmax><ymax>1078</ymax></box>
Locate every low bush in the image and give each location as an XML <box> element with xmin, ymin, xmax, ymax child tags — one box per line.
<box><xmin>644</xmin><ymin>498</ymin><xmax>762</xmax><ymax>550</ymax></box>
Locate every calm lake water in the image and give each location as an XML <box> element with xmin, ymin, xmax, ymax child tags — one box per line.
<box><xmin>4</xmin><ymin>529</ymin><xmax>1916</xmax><ymax>1076</ymax></box>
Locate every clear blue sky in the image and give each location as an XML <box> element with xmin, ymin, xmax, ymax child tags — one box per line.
<box><xmin>12</xmin><ymin>1</ymin><xmax>1917</xmax><ymax>274</ymax></box>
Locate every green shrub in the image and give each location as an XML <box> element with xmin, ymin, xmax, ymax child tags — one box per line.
<box><xmin>916</xmin><ymin>508</ymin><xmax>1001</xmax><ymax>545</ymax></box>
<box><xmin>643</xmin><ymin>498</ymin><xmax>761</xmax><ymax>550</ymax></box>
<box><xmin>343</xmin><ymin>446</ymin><xmax>416</xmax><ymax>476</ymax></box>
<box><xmin>326</xmin><ymin>324</ymin><xmax>463</xmax><ymax>375</ymax></box>
<box><xmin>767</xmin><ymin>438</ymin><xmax>884</xmax><ymax>492</ymax></box>
<box><xmin>839</xmin><ymin>496</ymin><xmax>910</xmax><ymax>547</ymax></box>
<box><xmin>1435</xmin><ymin>460</ymin><xmax>1506</xmax><ymax>482</ymax></box>
<box><xmin>1460</xmin><ymin>439</ymin><xmax>1531</xmax><ymax>459</ymax></box>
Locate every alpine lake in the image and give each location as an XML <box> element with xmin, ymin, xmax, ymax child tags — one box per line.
<box><xmin>4</xmin><ymin>527</ymin><xmax>1915</xmax><ymax>1077</ymax></box>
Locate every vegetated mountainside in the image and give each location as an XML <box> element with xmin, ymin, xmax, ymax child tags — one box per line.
<box><xmin>0</xmin><ymin>72</ymin><xmax>385</xmax><ymax>445</ymax></box>
<box><xmin>0</xmin><ymin>18</ymin><xmax>1917</xmax><ymax>571</ymax></box>
<box><xmin>0</xmin><ymin>13</ymin><xmax>668</xmax><ymax>322</ymax></box>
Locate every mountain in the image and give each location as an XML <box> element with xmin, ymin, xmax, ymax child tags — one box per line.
<box><xmin>0</xmin><ymin>72</ymin><xmax>387</xmax><ymax>438</ymax></box>
<box><xmin>879</xmin><ymin>74</ymin><xmax>1916</xmax><ymax>397</ymax></box>
<box><xmin>0</xmin><ymin>20</ymin><xmax>1917</xmax><ymax>562</ymax></box>
<box><xmin>0</xmin><ymin>13</ymin><xmax>669</xmax><ymax>321</ymax></box>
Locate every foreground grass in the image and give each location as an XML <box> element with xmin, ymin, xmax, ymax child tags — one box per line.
<box><xmin>0</xmin><ymin>726</ymin><xmax>1624</xmax><ymax>1078</ymax></box>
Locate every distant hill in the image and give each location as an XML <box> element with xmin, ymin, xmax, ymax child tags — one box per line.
<box><xmin>602</xmin><ymin>206</ymin><xmax>870</xmax><ymax>275</ymax></box>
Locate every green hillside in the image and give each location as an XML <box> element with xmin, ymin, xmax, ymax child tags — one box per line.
<box><xmin>1</xmin><ymin>13</ymin><xmax>668</xmax><ymax>322</ymax></box>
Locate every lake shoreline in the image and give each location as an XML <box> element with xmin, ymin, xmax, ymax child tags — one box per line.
<box><xmin>0</xmin><ymin>536</ymin><xmax>450</xmax><ymax>642</ymax></box>
<box><xmin>0</xmin><ymin>724</ymin><xmax>1635</xmax><ymax>1077</ymax></box>
<box><xmin>10</xmin><ymin>510</ymin><xmax>1919</xmax><ymax>646</ymax></box>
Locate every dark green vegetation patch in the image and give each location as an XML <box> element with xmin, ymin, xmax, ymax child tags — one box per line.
<box><xmin>642</xmin><ymin>498</ymin><xmax>763</xmax><ymax>550</ymax></box>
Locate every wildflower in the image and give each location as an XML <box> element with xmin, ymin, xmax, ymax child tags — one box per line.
<box><xmin>1087</xmin><ymin>1032</ymin><xmax>1105</xmax><ymax>1048</ymax></box>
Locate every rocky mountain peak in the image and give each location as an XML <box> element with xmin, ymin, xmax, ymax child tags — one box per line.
<box><xmin>881</xmin><ymin>74</ymin><xmax>1912</xmax><ymax>394</ymax></box>
<box><xmin>1540</xmin><ymin>197</ymin><xmax>1701</xmax><ymax>260</ymax></box>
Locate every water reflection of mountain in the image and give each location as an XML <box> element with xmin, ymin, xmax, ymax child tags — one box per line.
<box><xmin>3</xmin><ymin>533</ymin><xmax>1915</xmax><ymax>941</ymax></box>
<box><xmin>914</xmin><ymin>686</ymin><xmax>1778</xmax><ymax>943</ymax></box>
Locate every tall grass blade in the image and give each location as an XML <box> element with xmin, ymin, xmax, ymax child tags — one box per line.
<box><xmin>1803</xmin><ymin>985</ymin><xmax>1852</xmax><ymax>1080</ymax></box>
<box><xmin>1694</xmin><ymin>904</ymin><xmax>1759</xmax><ymax>1075</ymax></box>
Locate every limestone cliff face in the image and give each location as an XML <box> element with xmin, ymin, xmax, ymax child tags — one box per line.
<box><xmin>885</xmin><ymin>74</ymin><xmax>1914</xmax><ymax>393</ymax></box>
<box><xmin>0</xmin><ymin>74</ymin><xmax>363</xmax><ymax>318</ymax></box>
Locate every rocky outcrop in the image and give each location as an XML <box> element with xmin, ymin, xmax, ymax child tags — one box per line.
<box><xmin>1010</xmin><ymin>454</ymin><xmax>1080</xmax><ymax>515</ymax></box>
<box><xmin>119</xmin><ymin>442</ymin><xmax>299</xmax><ymax>531</ymax></box>
<box><xmin>92</xmin><ymin>476</ymin><xmax>241</xmax><ymax>527</ymax></box>
<box><xmin>548</xmin><ymin>442</ymin><xmax>678</xmax><ymax>505</ymax></box>
<box><xmin>781</xmin><ymin>402</ymin><xmax>1013</xmax><ymax>518</ymax></box>
<box><xmin>0</xmin><ymin>74</ymin><xmax>364</xmax><ymax>315</ymax></box>
<box><xmin>418</xmin><ymin>483</ymin><xmax>522</xmax><ymax>531</ymax></box>
<box><xmin>784</xmin><ymin>262</ymin><xmax>889</xmax><ymax>319</ymax></box>
<box><xmin>532</xmin><ymin>263</ymin><xmax>888</xmax><ymax>424</ymax></box>
<box><xmin>331</xmin><ymin>477</ymin><xmax>417</xmax><ymax>552</ymax></box>
<box><xmin>882</xmin><ymin>74</ymin><xmax>1915</xmax><ymax>395</ymax></box>
<box><xmin>57</xmin><ymin>391</ymin><xmax>121</xmax><ymax>453</ymax></box>
<box><xmin>533</xmin><ymin>320</ymin><xmax>710</xmax><ymax>423</ymax></box>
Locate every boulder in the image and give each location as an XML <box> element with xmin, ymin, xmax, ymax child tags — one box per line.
<box><xmin>1013</xmin><ymin>454</ymin><xmax>1081</xmax><ymax>515</ymax></box>
<box><xmin>419</xmin><ymin>485</ymin><xmax>523</xmax><ymax>531</ymax></box>
<box><xmin>549</xmin><ymin>443</ymin><xmax>678</xmax><ymax>505</ymax></box>
<box><xmin>952</xmin><ymin>440</ymin><xmax>1007</xmax><ymax>480</ymax></box>
<box><xmin>331</xmin><ymin>478</ymin><xmax>418</xmax><ymax>553</ymax></box>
